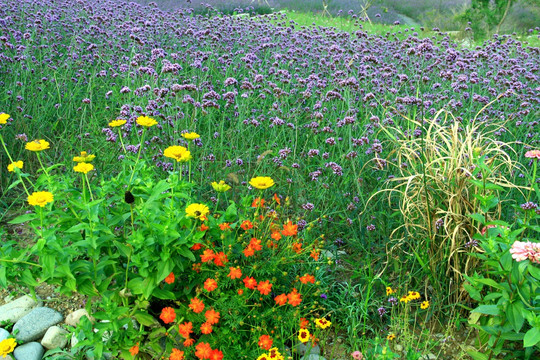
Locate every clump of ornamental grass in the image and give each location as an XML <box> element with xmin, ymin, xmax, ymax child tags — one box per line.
<box><xmin>365</xmin><ymin>104</ymin><xmax>524</xmax><ymax>306</ymax></box>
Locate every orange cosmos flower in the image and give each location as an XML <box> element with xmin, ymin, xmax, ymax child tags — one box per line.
<box><xmin>271</xmin><ymin>231</ymin><xmax>282</xmax><ymax>241</ymax></box>
<box><xmin>240</xmin><ymin>220</ymin><xmax>253</xmax><ymax>230</ymax></box>
<box><xmin>273</xmin><ymin>193</ymin><xmax>281</xmax><ymax>204</ymax></box>
<box><xmin>292</xmin><ymin>242</ymin><xmax>303</xmax><ymax>254</ymax></box>
<box><xmin>228</xmin><ymin>267</ymin><xmax>242</xmax><ymax>279</ymax></box>
<box><xmin>257</xmin><ymin>280</ymin><xmax>273</xmax><ymax>295</ymax></box>
<box><xmin>209</xmin><ymin>349</ymin><xmax>223</xmax><ymax>360</ymax></box>
<box><xmin>213</xmin><ymin>251</ymin><xmax>228</xmax><ymax>267</ymax></box>
<box><xmin>200</xmin><ymin>322</ymin><xmax>213</xmax><ymax>334</ymax></box>
<box><xmin>195</xmin><ymin>342</ymin><xmax>212</xmax><ymax>360</ymax></box>
<box><xmin>204</xmin><ymin>278</ymin><xmax>218</xmax><ymax>292</ymax></box>
<box><xmin>191</xmin><ymin>243</ymin><xmax>203</xmax><ymax>251</ymax></box>
<box><xmin>274</xmin><ymin>294</ymin><xmax>288</xmax><ymax>306</ymax></box>
<box><xmin>183</xmin><ymin>338</ymin><xmax>195</xmax><ymax>347</ymax></box>
<box><xmin>199</xmin><ymin>223</ymin><xmax>209</xmax><ymax>231</ymax></box>
<box><xmin>200</xmin><ymin>249</ymin><xmax>215</xmax><ymax>263</ymax></box>
<box><xmin>160</xmin><ymin>307</ymin><xmax>176</xmax><ymax>324</ymax></box>
<box><xmin>189</xmin><ymin>297</ymin><xmax>205</xmax><ymax>313</ymax></box>
<box><xmin>258</xmin><ymin>335</ymin><xmax>273</xmax><ymax>350</ymax></box>
<box><xmin>178</xmin><ymin>321</ymin><xmax>193</xmax><ymax>338</ymax></box>
<box><xmin>243</xmin><ymin>246</ymin><xmax>255</xmax><ymax>257</ymax></box>
<box><xmin>299</xmin><ymin>274</ymin><xmax>315</xmax><ymax>284</ymax></box>
<box><xmin>170</xmin><ymin>349</ymin><xmax>184</xmax><ymax>360</ymax></box>
<box><xmin>164</xmin><ymin>272</ymin><xmax>175</xmax><ymax>284</ymax></box>
<box><xmin>252</xmin><ymin>197</ymin><xmax>265</xmax><ymax>208</ymax></box>
<box><xmin>249</xmin><ymin>237</ymin><xmax>263</xmax><ymax>251</ymax></box>
<box><xmin>218</xmin><ymin>222</ymin><xmax>231</xmax><ymax>231</ymax></box>
<box><xmin>204</xmin><ymin>308</ymin><xmax>220</xmax><ymax>325</ymax></box>
<box><xmin>129</xmin><ymin>343</ymin><xmax>139</xmax><ymax>356</ymax></box>
<box><xmin>299</xmin><ymin>317</ymin><xmax>309</xmax><ymax>329</ymax></box>
<box><xmin>310</xmin><ymin>250</ymin><xmax>320</xmax><ymax>261</ymax></box>
<box><xmin>243</xmin><ymin>276</ymin><xmax>257</xmax><ymax>289</ymax></box>
<box><xmin>288</xmin><ymin>288</ymin><xmax>302</xmax><ymax>307</ymax></box>
<box><xmin>238</xmin><ymin>289</ymin><xmax>244</xmax><ymax>295</ymax></box>
<box><xmin>281</xmin><ymin>221</ymin><xmax>298</xmax><ymax>236</ymax></box>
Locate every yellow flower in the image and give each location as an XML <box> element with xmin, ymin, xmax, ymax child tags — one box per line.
<box><xmin>181</xmin><ymin>132</ymin><xmax>200</xmax><ymax>140</ymax></box>
<box><xmin>163</xmin><ymin>145</ymin><xmax>191</xmax><ymax>162</ymax></box>
<box><xmin>0</xmin><ymin>338</ymin><xmax>17</xmax><ymax>357</ymax></box>
<box><xmin>399</xmin><ymin>295</ymin><xmax>410</xmax><ymax>304</ymax></box>
<box><xmin>74</xmin><ymin>162</ymin><xmax>94</xmax><ymax>174</ymax></box>
<box><xmin>298</xmin><ymin>329</ymin><xmax>310</xmax><ymax>343</ymax></box>
<box><xmin>249</xmin><ymin>176</ymin><xmax>275</xmax><ymax>190</ymax></box>
<box><xmin>0</xmin><ymin>113</ymin><xmax>10</xmax><ymax>125</ymax></box>
<box><xmin>185</xmin><ymin>203</ymin><xmax>210</xmax><ymax>220</ymax></box>
<box><xmin>7</xmin><ymin>161</ymin><xmax>23</xmax><ymax>172</ymax></box>
<box><xmin>386</xmin><ymin>287</ymin><xmax>394</xmax><ymax>296</ymax></box>
<box><xmin>109</xmin><ymin>119</ymin><xmax>127</xmax><ymax>127</ymax></box>
<box><xmin>211</xmin><ymin>180</ymin><xmax>231</xmax><ymax>193</ymax></box>
<box><xmin>136</xmin><ymin>116</ymin><xmax>157</xmax><ymax>127</ymax></box>
<box><xmin>73</xmin><ymin>151</ymin><xmax>96</xmax><ymax>163</ymax></box>
<box><xmin>314</xmin><ymin>318</ymin><xmax>332</xmax><ymax>329</ymax></box>
<box><xmin>27</xmin><ymin>191</ymin><xmax>54</xmax><ymax>207</ymax></box>
<box><xmin>387</xmin><ymin>333</ymin><xmax>396</xmax><ymax>341</ymax></box>
<box><xmin>408</xmin><ymin>291</ymin><xmax>421</xmax><ymax>300</ymax></box>
<box><xmin>420</xmin><ymin>301</ymin><xmax>430</xmax><ymax>309</ymax></box>
<box><xmin>25</xmin><ymin>139</ymin><xmax>50</xmax><ymax>152</ymax></box>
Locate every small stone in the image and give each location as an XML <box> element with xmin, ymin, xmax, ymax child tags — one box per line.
<box><xmin>420</xmin><ymin>354</ymin><xmax>437</xmax><ymax>360</ymax></box>
<box><xmin>41</xmin><ymin>326</ymin><xmax>69</xmax><ymax>350</ymax></box>
<box><xmin>70</xmin><ymin>333</ymin><xmax>79</xmax><ymax>349</ymax></box>
<box><xmin>13</xmin><ymin>342</ymin><xmax>44</xmax><ymax>360</ymax></box>
<box><xmin>294</xmin><ymin>342</ymin><xmax>320</xmax><ymax>356</ymax></box>
<box><xmin>0</xmin><ymin>328</ymin><xmax>9</xmax><ymax>341</ymax></box>
<box><xmin>2</xmin><ymin>356</ymin><xmax>13</xmax><ymax>360</ymax></box>
<box><xmin>302</xmin><ymin>355</ymin><xmax>327</xmax><ymax>360</ymax></box>
<box><xmin>65</xmin><ymin>309</ymin><xmax>93</xmax><ymax>327</ymax></box>
<box><xmin>0</xmin><ymin>295</ymin><xmax>41</xmax><ymax>323</ymax></box>
<box><xmin>13</xmin><ymin>307</ymin><xmax>63</xmax><ymax>342</ymax></box>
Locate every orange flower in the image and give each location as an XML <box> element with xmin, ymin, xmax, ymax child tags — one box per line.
<box><xmin>164</xmin><ymin>272</ymin><xmax>175</xmax><ymax>284</ymax></box>
<box><xmin>271</xmin><ymin>231</ymin><xmax>282</xmax><ymax>241</ymax></box>
<box><xmin>129</xmin><ymin>343</ymin><xmax>139</xmax><ymax>356</ymax></box>
<box><xmin>219</xmin><ymin>222</ymin><xmax>231</xmax><ymax>231</ymax></box>
<box><xmin>292</xmin><ymin>242</ymin><xmax>303</xmax><ymax>254</ymax></box>
<box><xmin>240</xmin><ymin>220</ymin><xmax>253</xmax><ymax>230</ymax></box>
<box><xmin>249</xmin><ymin>237</ymin><xmax>262</xmax><ymax>251</ymax></box>
<box><xmin>237</xmin><ymin>289</ymin><xmax>244</xmax><ymax>295</ymax></box>
<box><xmin>288</xmin><ymin>288</ymin><xmax>302</xmax><ymax>307</ymax></box>
<box><xmin>189</xmin><ymin>297</ymin><xmax>205</xmax><ymax>313</ymax></box>
<box><xmin>243</xmin><ymin>246</ymin><xmax>255</xmax><ymax>257</ymax></box>
<box><xmin>252</xmin><ymin>197</ymin><xmax>265</xmax><ymax>208</ymax></box>
<box><xmin>160</xmin><ymin>307</ymin><xmax>176</xmax><ymax>324</ymax></box>
<box><xmin>257</xmin><ymin>280</ymin><xmax>273</xmax><ymax>295</ymax></box>
<box><xmin>204</xmin><ymin>308</ymin><xmax>220</xmax><ymax>325</ymax></box>
<box><xmin>199</xmin><ymin>223</ymin><xmax>209</xmax><ymax>231</ymax></box>
<box><xmin>273</xmin><ymin>193</ymin><xmax>281</xmax><ymax>204</ymax></box>
<box><xmin>191</xmin><ymin>243</ymin><xmax>203</xmax><ymax>251</ymax></box>
<box><xmin>183</xmin><ymin>338</ymin><xmax>195</xmax><ymax>347</ymax></box>
<box><xmin>178</xmin><ymin>321</ymin><xmax>193</xmax><ymax>338</ymax></box>
<box><xmin>281</xmin><ymin>221</ymin><xmax>298</xmax><ymax>236</ymax></box>
<box><xmin>299</xmin><ymin>274</ymin><xmax>315</xmax><ymax>284</ymax></box>
<box><xmin>209</xmin><ymin>349</ymin><xmax>223</xmax><ymax>360</ymax></box>
<box><xmin>228</xmin><ymin>267</ymin><xmax>242</xmax><ymax>279</ymax></box>
<box><xmin>200</xmin><ymin>322</ymin><xmax>213</xmax><ymax>334</ymax></box>
<box><xmin>258</xmin><ymin>335</ymin><xmax>273</xmax><ymax>350</ymax></box>
<box><xmin>274</xmin><ymin>294</ymin><xmax>288</xmax><ymax>306</ymax></box>
<box><xmin>200</xmin><ymin>249</ymin><xmax>215</xmax><ymax>263</ymax></box>
<box><xmin>243</xmin><ymin>276</ymin><xmax>257</xmax><ymax>289</ymax></box>
<box><xmin>204</xmin><ymin>278</ymin><xmax>218</xmax><ymax>292</ymax></box>
<box><xmin>299</xmin><ymin>317</ymin><xmax>309</xmax><ymax>329</ymax></box>
<box><xmin>213</xmin><ymin>252</ymin><xmax>228</xmax><ymax>267</ymax></box>
<box><xmin>195</xmin><ymin>342</ymin><xmax>212</xmax><ymax>360</ymax></box>
<box><xmin>310</xmin><ymin>250</ymin><xmax>320</xmax><ymax>261</ymax></box>
<box><xmin>170</xmin><ymin>348</ymin><xmax>184</xmax><ymax>360</ymax></box>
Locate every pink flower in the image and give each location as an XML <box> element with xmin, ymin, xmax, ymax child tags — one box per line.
<box><xmin>509</xmin><ymin>241</ymin><xmax>540</xmax><ymax>264</ymax></box>
<box><xmin>525</xmin><ymin>150</ymin><xmax>540</xmax><ymax>159</ymax></box>
<box><xmin>351</xmin><ymin>351</ymin><xmax>364</xmax><ymax>360</ymax></box>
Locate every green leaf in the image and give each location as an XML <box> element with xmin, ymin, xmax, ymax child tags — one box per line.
<box><xmin>472</xmin><ymin>305</ymin><xmax>500</xmax><ymax>316</ymax></box>
<box><xmin>475</xmin><ymin>278</ymin><xmax>504</xmax><ymax>290</ymax></box>
<box><xmin>65</xmin><ymin>223</ymin><xmax>91</xmax><ymax>233</ymax></box>
<box><xmin>224</xmin><ymin>201</ymin><xmax>238</xmax><ymax>222</ymax></box>
<box><xmin>177</xmin><ymin>246</ymin><xmax>195</xmax><ymax>262</ymax></box>
<box><xmin>77</xmin><ymin>279</ymin><xmax>99</xmax><ymax>296</ymax></box>
<box><xmin>507</xmin><ymin>301</ymin><xmax>525</xmax><ymax>333</ymax></box>
<box><xmin>527</xmin><ymin>263</ymin><xmax>540</xmax><ymax>281</ymax></box>
<box><xmin>152</xmin><ymin>288</ymin><xmax>176</xmax><ymax>300</ymax></box>
<box><xmin>523</xmin><ymin>327</ymin><xmax>540</xmax><ymax>347</ymax></box>
<box><xmin>133</xmin><ymin>311</ymin><xmax>157</xmax><ymax>326</ymax></box>
<box><xmin>466</xmin><ymin>350</ymin><xmax>488</xmax><ymax>360</ymax></box>
<box><xmin>8</xmin><ymin>213</ymin><xmax>38</xmax><ymax>224</ymax></box>
<box><xmin>156</xmin><ymin>259</ymin><xmax>173</xmax><ymax>283</ymax></box>
<box><xmin>0</xmin><ymin>267</ymin><xmax>7</xmax><ymax>288</ymax></box>
<box><xmin>468</xmin><ymin>213</ymin><xmax>485</xmax><ymax>225</ymax></box>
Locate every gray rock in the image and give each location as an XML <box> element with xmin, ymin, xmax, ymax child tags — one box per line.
<box><xmin>0</xmin><ymin>296</ymin><xmax>41</xmax><ymax>323</ymax></box>
<box><xmin>294</xmin><ymin>342</ymin><xmax>320</xmax><ymax>356</ymax></box>
<box><xmin>41</xmin><ymin>326</ymin><xmax>69</xmax><ymax>350</ymax></box>
<box><xmin>420</xmin><ymin>354</ymin><xmax>437</xmax><ymax>360</ymax></box>
<box><xmin>13</xmin><ymin>307</ymin><xmax>63</xmax><ymax>342</ymax></box>
<box><xmin>70</xmin><ymin>333</ymin><xmax>79</xmax><ymax>349</ymax></box>
<box><xmin>65</xmin><ymin>309</ymin><xmax>93</xmax><ymax>327</ymax></box>
<box><xmin>3</xmin><ymin>356</ymin><xmax>13</xmax><ymax>360</ymax></box>
<box><xmin>0</xmin><ymin>328</ymin><xmax>9</xmax><ymax>341</ymax></box>
<box><xmin>302</xmin><ymin>355</ymin><xmax>326</xmax><ymax>360</ymax></box>
<box><xmin>13</xmin><ymin>342</ymin><xmax>44</xmax><ymax>360</ymax></box>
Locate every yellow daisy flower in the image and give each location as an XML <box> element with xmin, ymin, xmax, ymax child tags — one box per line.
<box><xmin>185</xmin><ymin>203</ymin><xmax>210</xmax><ymax>220</ymax></box>
<box><xmin>74</xmin><ymin>162</ymin><xmax>94</xmax><ymax>174</ymax></box>
<box><xmin>136</xmin><ymin>116</ymin><xmax>157</xmax><ymax>127</ymax></box>
<box><xmin>0</xmin><ymin>338</ymin><xmax>17</xmax><ymax>357</ymax></box>
<box><xmin>109</xmin><ymin>119</ymin><xmax>127</xmax><ymax>127</ymax></box>
<box><xmin>211</xmin><ymin>180</ymin><xmax>231</xmax><ymax>192</ymax></box>
<box><xmin>298</xmin><ymin>329</ymin><xmax>310</xmax><ymax>343</ymax></box>
<box><xmin>181</xmin><ymin>132</ymin><xmax>200</xmax><ymax>140</ymax></box>
<box><xmin>0</xmin><ymin>113</ymin><xmax>10</xmax><ymax>125</ymax></box>
<box><xmin>386</xmin><ymin>287</ymin><xmax>394</xmax><ymax>296</ymax></box>
<box><xmin>387</xmin><ymin>333</ymin><xmax>396</xmax><ymax>341</ymax></box>
<box><xmin>25</xmin><ymin>139</ymin><xmax>50</xmax><ymax>152</ymax></box>
<box><xmin>421</xmin><ymin>301</ymin><xmax>430</xmax><ymax>309</ymax></box>
<box><xmin>7</xmin><ymin>161</ymin><xmax>23</xmax><ymax>172</ymax></box>
<box><xmin>249</xmin><ymin>176</ymin><xmax>275</xmax><ymax>190</ymax></box>
<box><xmin>163</xmin><ymin>145</ymin><xmax>191</xmax><ymax>162</ymax></box>
<box><xmin>314</xmin><ymin>318</ymin><xmax>332</xmax><ymax>329</ymax></box>
<box><xmin>27</xmin><ymin>191</ymin><xmax>54</xmax><ymax>207</ymax></box>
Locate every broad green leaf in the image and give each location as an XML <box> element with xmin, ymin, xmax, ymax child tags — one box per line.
<box><xmin>523</xmin><ymin>327</ymin><xmax>540</xmax><ymax>347</ymax></box>
<box><xmin>468</xmin><ymin>213</ymin><xmax>485</xmax><ymax>225</ymax></box>
<box><xmin>472</xmin><ymin>305</ymin><xmax>500</xmax><ymax>316</ymax></box>
<box><xmin>466</xmin><ymin>350</ymin><xmax>488</xmax><ymax>360</ymax></box>
<box><xmin>133</xmin><ymin>311</ymin><xmax>158</xmax><ymax>326</ymax></box>
<box><xmin>156</xmin><ymin>259</ymin><xmax>173</xmax><ymax>283</ymax></box>
<box><xmin>152</xmin><ymin>288</ymin><xmax>176</xmax><ymax>300</ymax></box>
<box><xmin>8</xmin><ymin>213</ymin><xmax>38</xmax><ymax>224</ymax></box>
<box><xmin>475</xmin><ymin>278</ymin><xmax>504</xmax><ymax>290</ymax></box>
<box><xmin>507</xmin><ymin>301</ymin><xmax>525</xmax><ymax>333</ymax></box>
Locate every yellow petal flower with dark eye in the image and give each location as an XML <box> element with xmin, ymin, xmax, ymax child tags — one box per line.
<box><xmin>136</xmin><ymin>116</ymin><xmax>157</xmax><ymax>127</ymax></box>
<box><xmin>7</xmin><ymin>161</ymin><xmax>23</xmax><ymax>172</ymax></box>
<box><xmin>314</xmin><ymin>318</ymin><xmax>332</xmax><ymax>329</ymax></box>
<box><xmin>298</xmin><ymin>329</ymin><xmax>310</xmax><ymax>343</ymax></box>
<box><xmin>74</xmin><ymin>162</ymin><xmax>94</xmax><ymax>174</ymax></box>
<box><xmin>163</xmin><ymin>145</ymin><xmax>191</xmax><ymax>162</ymax></box>
<box><xmin>387</xmin><ymin>333</ymin><xmax>396</xmax><ymax>341</ymax></box>
<box><xmin>185</xmin><ymin>203</ymin><xmax>209</xmax><ymax>220</ymax></box>
<box><xmin>211</xmin><ymin>180</ymin><xmax>231</xmax><ymax>193</ymax></box>
<box><xmin>0</xmin><ymin>338</ymin><xmax>17</xmax><ymax>357</ymax></box>
<box><xmin>25</xmin><ymin>139</ymin><xmax>50</xmax><ymax>152</ymax></box>
<box><xmin>249</xmin><ymin>176</ymin><xmax>275</xmax><ymax>190</ymax></box>
<box><xmin>386</xmin><ymin>287</ymin><xmax>394</xmax><ymax>296</ymax></box>
<box><xmin>27</xmin><ymin>191</ymin><xmax>54</xmax><ymax>207</ymax></box>
<box><xmin>109</xmin><ymin>119</ymin><xmax>127</xmax><ymax>127</ymax></box>
<box><xmin>181</xmin><ymin>132</ymin><xmax>200</xmax><ymax>140</ymax></box>
<box><xmin>421</xmin><ymin>301</ymin><xmax>430</xmax><ymax>309</ymax></box>
<box><xmin>0</xmin><ymin>113</ymin><xmax>10</xmax><ymax>125</ymax></box>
